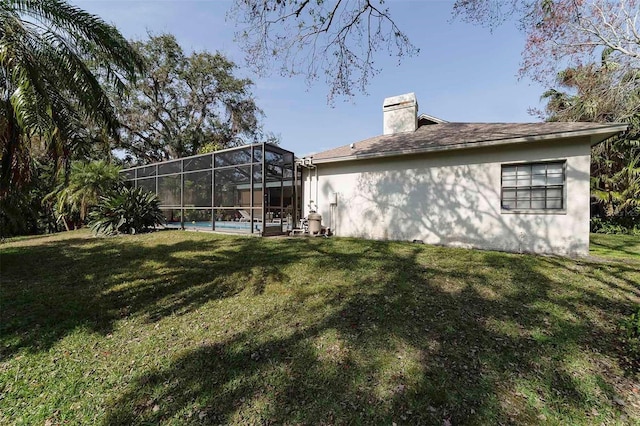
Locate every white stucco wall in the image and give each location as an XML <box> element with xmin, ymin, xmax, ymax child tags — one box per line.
<box><xmin>302</xmin><ymin>138</ymin><xmax>593</xmax><ymax>256</ymax></box>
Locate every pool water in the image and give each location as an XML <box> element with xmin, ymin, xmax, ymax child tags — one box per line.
<box><xmin>165</xmin><ymin>221</ymin><xmax>282</xmax><ymax>232</ymax></box>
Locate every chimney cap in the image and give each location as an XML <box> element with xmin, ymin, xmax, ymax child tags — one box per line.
<box><xmin>383</xmin><ymin>92</ymin><xmax>417</xmax><ymax>110</ymax></box>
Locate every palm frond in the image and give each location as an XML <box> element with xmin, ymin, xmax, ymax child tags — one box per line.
<box><xmin>0</xmin><ymin>0</ymin><xmax>144</xmax><ymax>196</ymax></box>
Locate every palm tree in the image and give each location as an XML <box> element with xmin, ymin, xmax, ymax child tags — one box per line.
<box><xmin>0</xmin><ymin>0</ymin><xmax>143</xmax><ymax>197</ymax></box>
<box><xmin>50</xmin><ymin>160</ymin><xmax>122</xmax><ymax>230</ymax></box>
<box><xmin>542</xmin><ymin>64</ymin><xmax>640</xmax><ymax>218</ymax></box>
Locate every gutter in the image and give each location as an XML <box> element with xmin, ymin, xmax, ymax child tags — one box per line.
<box><xmin>308</xmin><ymin>124</ymin><xmax>628</xmax><ymax>165</ymax></box>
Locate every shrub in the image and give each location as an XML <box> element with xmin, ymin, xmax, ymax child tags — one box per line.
<box><xmin>49</xmin><ymin>161</ymin><xmax>123</xmax><ymax>231</ymax></box>
<box><xmin>590</xmin><ymin>216</ymin><xmax>640</xmax><ymax>235</ymax></box>
<box><xmin>619</xmin><ymin>307</ymin><xmax>640</xmax><ymax>371</ymax></box>
<box><xmin>89</xmin><ymin>187</ymin><xmax>165</xmax><ymax>236</ymax></box>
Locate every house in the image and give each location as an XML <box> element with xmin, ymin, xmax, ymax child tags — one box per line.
<box><xmin>299</xmin><ymin>93</ymin><xmax>627</xmax><ymax>256</ymax></box>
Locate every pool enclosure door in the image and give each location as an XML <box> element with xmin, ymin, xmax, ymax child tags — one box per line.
<box><xmin>121</xmin><ymin>143</ymin><xmax>298</xmax><ymax>235</ymax></box>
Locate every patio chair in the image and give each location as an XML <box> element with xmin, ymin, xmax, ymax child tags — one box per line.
<box><xmin>238</xmin><ymin>210</ymin><xmax>261</xmax><ymax>222</ymax></box>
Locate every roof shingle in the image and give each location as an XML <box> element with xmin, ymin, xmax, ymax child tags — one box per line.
<box><xmin>308</xmin><ymin>122</ymin><xmax>626</xmax><ymax>163</ymax></box>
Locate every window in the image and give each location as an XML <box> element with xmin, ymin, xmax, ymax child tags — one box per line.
<box><xmin>501</xmin><ymin>161</ymin><xmax>565</xmax><ymax>211</ymax></box>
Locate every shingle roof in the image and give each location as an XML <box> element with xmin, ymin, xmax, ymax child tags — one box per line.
<box><xmin>308</xmin><ymin>122</ymin><xmax>627</xmax><ymax>164</ymax></box>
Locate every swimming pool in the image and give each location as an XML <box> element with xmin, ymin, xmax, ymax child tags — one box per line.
<box><xmin>165</xmin><ymin>221</ymin><xmax>282</xmax><ymax>232</ymax></box>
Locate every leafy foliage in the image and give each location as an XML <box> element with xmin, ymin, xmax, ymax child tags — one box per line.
<box><xmin>89</xmin><ymin>186</ymin><xmax>165</xmax><ymax>236</ymax></box>
<box><xmin>115</xmin><ymin>34</ymin><xmax>263</xmax><ymax>164</ymax></box>
<box><xmin>0</xmin><ymin>0</ymin><xmax>143</xmax><ymax>197</ymax></box>
<box><xmin>1</xmin><ymin>177</ymin><xmax>55</xmax><ymax>238</ymax></box>
<box><xmin>0</xmin><ymin>158</ymin><xmax>62</xmax><ymax>238</ymax></box>
<box><xmin>540</xmin><ymin>63</ymin><xmax>640</xmax><ymax>218</ymax></box>
<box><xmin>592</xmin><ymin>149</ymin><xmax>640</xmax><ymax>216</ymax></box>
<box><xmin>48</xmin><ymin>160</ymin><xmax>122</xmax><ymax>230</ymax></box>
<box><xmin>591</xmin><ymin>217</ymin><xmax>640</xmax><ymax>235</ymax></box>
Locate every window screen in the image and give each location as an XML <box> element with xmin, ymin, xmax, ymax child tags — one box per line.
<box><xmin>501</xmin><ymin>162</ymin><xmax>565</xmax><ymax>211</ymax></box>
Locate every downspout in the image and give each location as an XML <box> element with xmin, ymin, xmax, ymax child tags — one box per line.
<box><xmin>300</xmin><ymin>158</ymin><xmax>317</xmax><ymax>218</ymax></box>
<box><xmin>307</xmin><ymin>163</ymin><xmax>312</xmax><ymax>216</ymax></box>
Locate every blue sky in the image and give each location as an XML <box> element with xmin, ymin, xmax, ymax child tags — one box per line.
<box><xmin>74</xmin><ymin>0</ymin><xmax>547</xmax><ymax>156</ymax></box>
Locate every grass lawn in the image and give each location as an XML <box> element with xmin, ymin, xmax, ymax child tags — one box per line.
<box><xmin>1</xmin><ymin>230</ymin><xmax>639</xmax><ymax>425</ymax></box>
<box><xmin>591</xmin><ymin>233</ymin><xmax>640</xmax><ymax>261</ymax></box>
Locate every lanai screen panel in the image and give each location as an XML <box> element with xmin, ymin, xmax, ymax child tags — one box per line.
<box><xmin>120</xmin><ymin>143</ymin><xmax>296</xmax><ymax>235</ymax></box>
<box><xmin>263</xmin><ymin>147</ymin><xmax>296</xmax><ymax>235</ymax></box>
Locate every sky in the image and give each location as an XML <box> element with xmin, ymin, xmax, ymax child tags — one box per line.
<box><xmin>74</xmin><ymin>0</ymin><xmax>547</xmax><ymax>156</ymax></box>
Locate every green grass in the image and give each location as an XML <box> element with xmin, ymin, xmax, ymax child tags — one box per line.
<box><xmin>1</xmin><ymin>230</ymin><xmax>639</xmax><ymax>425</ymax></box>
<box><xmin>591</xmin><ymin>233</ymin><xmax>640</xmax><ymax>261</ymax></box>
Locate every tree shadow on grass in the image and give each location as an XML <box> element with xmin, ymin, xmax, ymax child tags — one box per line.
<box><xmin>2</xmin><ymin>232</ymin><xmax>638</xmax><ymax>423</ymax></box>
<box><xmin>99</xmin><ymin>238</ymin><xmax>639</xmax><ymax>425</ymax></box>
<box><xmin>0</xmin><ymin>232</ymin><xmax>304</xmax><ymax>359</ymax></box>
<box><xmin>590</xmin><ymin>235</ymin><xmax>640</xmax><ymax>260</ymax></box>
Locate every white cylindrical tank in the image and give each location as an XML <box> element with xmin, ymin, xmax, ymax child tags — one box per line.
<box><xmin>308</xmin><ymin>212</ymin><xmax>322</xmax><ymax>234</ymax></box>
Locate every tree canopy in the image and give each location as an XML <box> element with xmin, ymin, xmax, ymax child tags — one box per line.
<box><xmin>230</xmin><ymin>1</ymin><xmax>639</xmax><ymax>101</ymax></box>
<box><xmin>0</xmin><ymin>0</ymin><xmax>143</xmax><ymax>197</ymax></box>
<box><xmin>541</xmin><ymin>62</ymin><xmax>640</xmax><ymax>217</ymax></box>
<box><xmin>452</xmin><ymin>0</ymin><xmax>639</xmax><ymax>84</ymax></box>
<box><xmin>115</xmin><ymin>34</ymin><xmax>264</xmax><ymax>164</ymax></box>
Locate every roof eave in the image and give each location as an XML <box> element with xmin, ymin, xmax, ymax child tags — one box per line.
<box><xmin>418</xmin><ymin>113</ymin><xmax>448</xmax><ymax>124</ymax></box>
<box><xmin>588</xmin><ymin>125</ymin><xmax>628</xmax><ymax>146</ymax></box>
<box><xmin>309</xmin><ymin>124</ymin><xmax>628</xmax><ymax>165</ymax></box>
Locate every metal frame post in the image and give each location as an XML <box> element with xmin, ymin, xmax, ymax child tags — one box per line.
<box><xmin>211</xmin><ymin>153</ymin><xmax>215</xmax><ymax>231</ymax></box>
<box><xmin>261</xmin><ymin>143</ymin><xmax>266</xmax><ymax>235</ymax></box>
<box><xmin>250</xmin><ymin>146</ymin><xmax>255</xmax><ymax>234</ymax></box>
<box><xmin>180</xmin><ymin>159</ymin><xmax>184</xmax><ymax>230</ymax></box>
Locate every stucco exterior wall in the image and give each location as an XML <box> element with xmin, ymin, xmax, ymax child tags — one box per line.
<box><xmin>302</xmin><ymin>138</ymin><xmax>593</xmax><ymax>256</ymax></box>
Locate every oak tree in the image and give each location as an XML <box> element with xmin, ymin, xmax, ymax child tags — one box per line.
<box><xmin>115</xmin><ymin>34</ymin><xmax>263</xmax><ymax>164</ymax></box>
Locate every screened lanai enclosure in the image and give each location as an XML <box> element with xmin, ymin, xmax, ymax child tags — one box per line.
<box><xmin>121</xmin><ymin>143</ymin><xmax>299</xmax><ymax>236</ymax></box>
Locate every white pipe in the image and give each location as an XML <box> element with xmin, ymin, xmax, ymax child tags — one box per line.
<box><xmin>315</xmin><ymin>166</ymin><xmax>319</xmax><ymax>215</ymax></box>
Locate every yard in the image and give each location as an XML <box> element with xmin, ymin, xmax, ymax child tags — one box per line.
<box><xmin>1</xmin><ymin>230</ymin><xmax>639</xmax><ymax>425</ymax></box>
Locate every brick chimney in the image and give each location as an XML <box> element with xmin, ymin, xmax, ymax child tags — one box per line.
<box><xmin>383</xmin><ymin>93</ymin><xmax>418</xmax><ymax>135</ymax></box>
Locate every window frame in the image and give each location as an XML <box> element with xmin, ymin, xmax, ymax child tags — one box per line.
<box><xmin>500</xmin><ymin>160</ymin><xmax>567</xmax><ymax>214</ymax></box>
